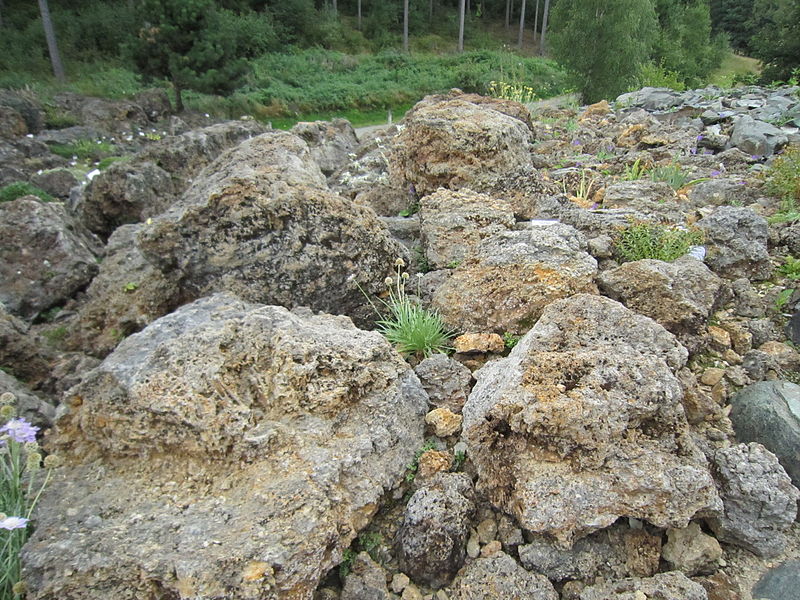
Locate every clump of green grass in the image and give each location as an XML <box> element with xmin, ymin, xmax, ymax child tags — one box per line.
<box><xmin>0</xmin><ymin>182</ymin><xmax>54</xmax><ymax>203</ymax></box>
<box><xmin>613</xmin><ymin>221</ymin><xmax>704</xmax><ymax>263</ymax></box>
<box><xmin>48</xmin><ymin>139</ymin><xmax>115</xmax><ymax>162</ymax></box>
<box><xmin>650</xmin><ymin>163</ymin><xmax>707</xmax><ymax>190</ymax></box>
<box><xmin>766</xmin><ymin>146</ymin><xmax>800</xmax><ymax>224</ymax></box>
<box><xmin>778</xmin><ymin>256</ymin><xmax>800</xmax><ymax>280</ymax></box>
<box><xmin>622</xmin><ymin>158</ymin><xmax>648</xmax><ymax>181</ymax></box>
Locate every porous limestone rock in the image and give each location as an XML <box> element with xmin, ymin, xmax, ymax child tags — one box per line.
<box><xmin>462</xmin><ymin>294</ymin><xmax>721</xmax><ymax>546</ymax></box>
<box><xmin>396</xmin><ymin>472</ymin><xmax>475</xmax><ymax>588</ymax></box>
<box><xmin>661</xmin><ymin>522</ymin><xmax>722</xmax><ymax>576</ymax></box>
<box><xmin>341</xmin><ymin>552</ymin><xmax>395</xmax><ymax>600</ymax></box>
<box><xmin>68</xmin><ymin>224</ymin><xmax>180</xmax><ymax>357</ymax></box>
<box><xmin>578</xmin><ymin>571</ymin><xmax>708</xmax><ymax>600</ymax></box>
<box><xmin>0</xmin><ymin>303</ymin><xmax>53</xmax><ymax>387</ymax></box>
<box><xmin>291</xmin><ymin>118</ymin><xmax>359</xmax><ymax>176</ymax></box>
<box><xmin>0</xmin><ymin>371</ymin><xmax>55</xmax><ymax>428</ymax></box>
<box><xmin>138</xmin><ymin>131</ymin><xmax>405</xmax><ymax>326</ymax></box>
<box><xmin>431</xmin><ymin>223</ymin><xmax>598</xmax><ymax>335</ymax></box>
<box><xmin>414</xmin><ymin>353</ymin><xmax>473</xmax><ymax>414</ymax></box>
<box><xmin>706</xmin><ymin>443</ymin><xmax>799</xmax><ymax>557</ymax></box>
<box><xmin>419</xmin><ymin>189</ymin><xmax>515</xmax><ymax>270</ymax></box>
<box><xmin>78</xmin><ymin>120</ymin><xmax>268</xmax><ymax>237</ymax></box>
<box><xmin>22</xmin><ymin>293</ymin><xmax>428</xmax><ymax>600</ymax></box>
<box><xmin>449</xmin><ymin>551</ymin><xmax>558</xmax><ymax>600</ymax></box>
<box><xmin>598</xmin><ymin>256</ymin><xmax>724</xmax><ymax>352</ymax></box>
<box><xmin>519</xmin><ymin>522</ymin><xmax>661</xmax><ymax>582</ymax></box>
<box><xmin>697</xmin><ymin>206</ymin><xmax>772</xmax><ymax>281</ymax></box>
<box><xmin>389</xmin><ymin>92</ymin><xmax>535</xmax><ymax>197</ymax></box>
<box><xmin>0</xmin><ymin>196</ymin><xmax>99</xmax><ymax>320</ymax></box>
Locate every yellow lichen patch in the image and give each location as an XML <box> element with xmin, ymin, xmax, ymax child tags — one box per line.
<box><xmin>615</xmin><ymin>124</ymin><xmax>646</xmax><ymax>148</ymax></box>
<box><xmin>242</xmin><ymin>560</ymin><xmax>273</xmax><ymax>582</ymax></box>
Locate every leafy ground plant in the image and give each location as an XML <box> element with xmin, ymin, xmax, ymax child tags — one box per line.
<box><xmin>622</xmin><ymin>158</ymin><xmax>648</xmax><ymax>181</ymax></box>
<box><xmin>766</xmin><ymin>145</ymin><xmax>800</xmax><ymax>223</ymax></box>
<box><xmin>366</xmin><ymin>259</ymin><xmax>453</xmax><ymax>360</ymax></box>
<box><xmin>1</xmin><ymin>392</ymin><xmax>57</xmax><ymax>598</ymax></box>
<box><xmin>650</xmin><ymin>163</ymin><xmax>707</xmax><ymax>190</ymax></box>
<box><xmin>613</xmin><ymin>221</ymin><xmax>704</xmax><ymax>263</ymax></box>
<box><xmin>0</xmin><ymin>182</ymin><xmax>55</xmax><ymax>204</ymax></box>
<box><xmin>778</xmin><ymin>255</ymin><xmax>800</xmax><ymax>280</ymax></box>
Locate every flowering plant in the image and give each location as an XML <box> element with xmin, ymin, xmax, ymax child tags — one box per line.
<box><xmin>1</xmin><ymin>393</ymin><xmax>58</xmax><ymax>598</ymax></box>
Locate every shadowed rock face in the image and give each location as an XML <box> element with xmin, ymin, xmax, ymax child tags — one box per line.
<box><xmin>137</xmin><ymin>131</ymin><xmax>405</xmax><ymax>328</ymax></box>
<box><xmin>462</xmin><ymin>294</ymin><xmax>721</xmax><ymax>546</ymax></box>
<box><xmin>23</xmin><ymin>293</ymin><xmax>428</xmax><ymax>600</ymax></box>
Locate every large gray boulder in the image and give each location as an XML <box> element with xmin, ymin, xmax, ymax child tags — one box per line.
<box><xmin>138</xmin><ymin>131</ymin><xmax>404</xmax><ymax>326</ymax></box>
<box><xmin>78</xmin><ymin>120</ymin><xmax>268</xmax><ymax>237</ymax></box>
<box><xmin>0</xmin><ymin>196</ymin><xmax>99</xmax><ymax>320</ymax></box>
<box><xmin>0</xmin><ymin>303</ymin><xmax>53</xmax><ymax>387</ymax></box>
<box><xmin>431</xmin><ymin>222</ymin><xmax>598</xmax><ymax>335</ymax></box>
<box><xmin>697</xmin><ymin>206</ymin><xmax>772</xmax><ymax>281</ymax></box>
<box><xmin>707</xmin><ymin>443</ymin><xmax>799</xmax><ymax>557</ymax></box>
<box><xmin>462</xmin><ymin>294</ymin><xmax>720</xmax><ymax>546</ymax></box>
<box><xmin>729</xmin><ymin>114</ymin><xmax>788</xmax><ymax>156</ymax></box>
<box><xmin>449</xmin><ymin>551</ymin><xmax>558</xmax><ymax>600</ymax></box>
<box><xmin>290</xmin><ymin>118</ymin><xmax>359</xmax><ymax>176</ymax></box>
<box><xmin>729</xmin><ymin>380</ymin><xmax>800</xmax><ymax>487</ymax></box>
<box><xmin>396</xmin><ymin>472</ymin><xmax>475</xmax><ymax>588</ymax></box>
<box><xmin>598</xmin><ymin>256</ymin><xmax>724</xmax><ymax>352</ymax></box>
<box><xmin>23</xmin><ymin>293</ymin><xmax>428</xmax><ymax>599</ymax></box>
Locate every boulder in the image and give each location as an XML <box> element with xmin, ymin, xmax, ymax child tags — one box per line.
<box><xmin>51</xmin><ymin>92</ymin><xmax>149</xmax><ymax>133</ymax></box>
<box><xmin>0</xmin><ymin>371</ymin><xmax>56</xmax><ymax>428</ymax></box>
<box><xmin>389</xmin><ymin>92</ymin><xmax>535</xmax><ymax>197</ymax></box>
<box><xmin>729</xmin><ymin>380</ymin><xmax>800</xmax><ymax>487</ymax></box>
<box><xmin>752</xmin><ymin>560</ymin><xmax>800</xmax><ymax>600</ymax></box>
<box><xmin>290</xmin><ymin>119</ymin><xmax>359</xmax><ymax>176</ymax></box>
<box><xmin>78</xmin><ymin>120</ymin><xmax>268</xmax><ymax>237</ymax></box>
<box><xmin>0</xmin><ymin>105</ymin><xmax>27</xmax><ymax>139</ymax></box>
<box><xmin>431</xmin><ymin>222</ymin><xmax>598</xmax><ymax>335</ymax></box>
<box><xmin>414</xmin><ymin>353</ymin><xmax>473</xmax><ymax>414</ymax></box>
<box><xmin>132</xmin><ymin>89</ymin><xmax>172</xmax><ymax>122</ymax></box>
<box><xmin>598</xmin><ymin>256</ymin><xmax>724</xmax><ymax>352</ymax></box>
<box><xmin>706</xmin><ymin>443</ymin><xmax>799</xmax><ymax>557</ymax></box>
<box><xmin>661</xmin><ymin>522</ymin><xmax>722</xmax><ymax>576</ymax></box>
<box><xmin>449</xmin><ymin>551</ymin><xmax>558</xmax><ymax>600</ymax></box>
<box><xmin>0</xmin><ymin>303</ymin><xmax>53</xmax><ymax>387</ymax></box>
<box><xmin>0</xmin><ymin>196</ymin><xmax>99</xmax><ymax>320</ymax></box>
<box><xmin>341</xmin><ymin>553</ymin><xmax>395</xmax><ymax>600</ymax></box>
<box><xmin>697</xmin><ymin>206</ymin><xmax>772</xmax><ymax>281</ymax></box>
<box><xmin>419</xmin><ymin>189</ymin><xmax>515</xmax><ymax>270</ymax></box>
<box><xmin>688</xmin><ymin>178</ymin><xmax>757</xmax><ymax>208</ymax></box>
<box><xmin>23</xmin><ymin>293</ymin><xmax>428</xmax><ymax>599</ymax></box>
<box><xmin>30</xmin><ymin>168</ymin><xmax>79</xmax><ymax>199</ymax></box>
<box><xmin>0</xmin><ymin>90</ymin><xmax>44</xmax><ymax>134</ymax></box>
<box><xmin>616</xmin><ymin>87</ymin><xmax>685</xmax><ymax>111</ymax></box>
<box><xmin>395</xmin><ymin>472</ymin><xmax>475</xmax><ymax>588</ymax></box>
<box><xmin>602</xmin><ymin>180</ymin><xmax>676</xmax><ymax>209</ymax></box>
<box><xmin>68</xmin><ymin>224</ymin><xmax>181</xmax><ymax>357</ymax></box>
<box><xmin>462</xmin><ymin>294</ymin><xmax>720</xmax><ymax>546</ymax></box>
<box><xmin>518</xmin><ymin>522</ymin><xmax>661</xmax><ymax>582</ymax></box>
<box><xmin>729</xmin><ymin>114</ymin><xmax>788</xmax><ymax>156</ymax></box>
<box><xmin>138</xmin><ymin>131</ymin><xmax>404</xmax><ymax>326</ymax></box>
<box><xmin>578</xmin><ymin>572</ymin><xmax>708</xmax><ymax>600</ymax></box>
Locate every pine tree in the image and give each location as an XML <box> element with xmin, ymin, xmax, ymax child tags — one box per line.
<box><xmin>130</xmin><ymin>0</ymin><xmax>248</xmax><ymax>112</ymax></box>
<box><xmin>750</xmin><ymin>0</ymin><xmax>800</xmax><ymax>81</ymax></box>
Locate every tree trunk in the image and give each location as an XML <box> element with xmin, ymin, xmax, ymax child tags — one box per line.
<box><xmin>357</xmin><ymin>0</ymin><xmax>362</xmax><ymax>29</ymax></box>
<box><xmin>174</xmin><ymin>81</ymin><xmax>183</xmax><ymax>114</ymax></box>
<box><xmin>38</xmin><ymin>0</ymin><xmax>66</xmax><ymax>83</ymax></box>
<box><xmin>517</xmin><ymin>0</ymin><xmax>526</xmax><ymax>48</ymax></box>
<box><xmin>429</xmin><ymin>0</ymin><xmax>433</xmax><ymax>20</ymax></box>
<box><xmin>539</xmin><ymin>0</ymin><xmax>549</xmax><ymax>55</ymax></box>
<box><xmin>403</xmin><ymin>0</ymin><xmax>409</xmax><ymax>52</ymax></box>
<box><xmin>0</xmin><ymin>0</ymin><xmax>5</xmax><ymax>28</ymax></box>
<box><xmin>504</xmin><ymin>0</ymin><xmax>510</xmax><ymax>29</ymax></box>
<box><xmin>533</xmin><ymin>0</ymin><xmax>539</xmax><ymax>41</ymax></box>
<box><xmin>466</xmin><ymin>0</ymin><xmax>470</xmax><ymax>17</ymax></box>
<box><xmin>457</xmin><ymin>0</ymin><xmax>465</xmax><ymax>52</ymax></box>
<box><xmin>332</xmin><ymin>0</ymin><xmax>337</xmax><ymax>14</ymax></box>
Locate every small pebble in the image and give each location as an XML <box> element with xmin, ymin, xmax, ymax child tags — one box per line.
<box><xmin>402</xmin><ymin>583</ymin><xmax>423</xmax><ymax>600</ymax></box>
<box><xmin>476</xmin><ymin>518</ymin><xmax>497</xmax><ymax>544</ymax></box>
<box><xmin>466</xmin><ymin>530</ymin><xmax>480</xmax><ymax>558</ymax></box>
<box><xmin>391</xmin><ymin>573</ymin><xmax>410</xmax><ymax>594</ymax></box>
<box><xmin>480</xmin><ymin>540</ymin><xmax>502</xmax><ymax>557</ymax></box>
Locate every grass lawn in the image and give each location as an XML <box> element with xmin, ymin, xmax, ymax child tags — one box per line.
<box><xmin>709</xmin><ymin>52</ymin><xmax>761</xmax><ymax>87</ymax></box>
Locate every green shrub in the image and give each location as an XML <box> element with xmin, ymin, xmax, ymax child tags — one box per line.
<box><xmin>0</xmin><ymin>182</ymin><xmax>54</xmax><ymax>204</ymax></box>
<box><xmin>634</xmin><ymin>61</ymin><xmax>687</xmax><ymax>91</ymax></box>
<box><xmin>613</xmin><ymin>221</ymin><xmax>704</xmax><ymax>263</ymax></box>
<box><xmin>48</xmin><ymin>140</ymin><xmax>115</xmax><ymax>162</ymax></box>
<box><xmin>778</xmin><ymin>256</ymin><xmax>800</xmax><ymax>280</ymax></box>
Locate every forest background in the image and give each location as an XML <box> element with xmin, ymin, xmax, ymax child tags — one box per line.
<box><xmin>0</xmin><ymin>0</ymin><xmax>797</xmax><ymax>127</ymax></box>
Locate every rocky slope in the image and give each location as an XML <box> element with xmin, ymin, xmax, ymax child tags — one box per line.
<box><xmin>1</xmin><ymin>83</ymin><xmax>800</xmax><ymax>600</ymax></box>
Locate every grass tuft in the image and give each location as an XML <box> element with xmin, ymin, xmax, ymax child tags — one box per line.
<box><xmin>613</xmin><ymin>221</ymin><xmax>704</xmax><ymax>263</ymax></box>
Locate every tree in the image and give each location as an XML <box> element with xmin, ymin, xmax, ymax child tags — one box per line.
<box><xmin>550</xmin><ymin>0</ymin><xmax>658</xmax><ymax>102</ymax></box>
<box><xmin>403</xmin><ymin>0</ymin><xmax>409</xmax><ymax>52</ymax></box>
<box><xmin>131</xmin><ymin>0</ymin><xmax>247</xmax><ymax>112</ymax></box>
<box><xmin>38</xmin><ymin>0</ymin><xmax>66</xmax><ymax>82</ymax></box>
<box><xmin>517</xmin><ymin>0</ymin><xmax>526</xmax><ymax>47</ymax></box>
<box><xmin>750</xmin><ymin>0</ymin><xmax>800</xmax><ymax>81</ymax></box>
<box><xmin>458</xmin><ymin>0</ymin><xmax>465</xmax><ymax>51</ymax></box>
<box><xmin>539</xmin><ymin>0</ymin><xmax>549</xmax><ymax>55</ymax></box>
<box><xmin>710</xmin><ymin>0</ymin><xmax>754</xmax><ymax>51</ymax></box>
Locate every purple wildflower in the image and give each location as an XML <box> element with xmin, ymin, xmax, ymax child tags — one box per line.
<box><xmin>0</xmin><ymin>418</ymin><xmax>39</xmax><ymax>444</ymax></box>
<box><xmin>0</xmin><ymin>516</ymin><xmax>28</xmax><ymax>530</ymax></box>
<box><xmin>690</xmin><ymin>147</ymin><xmax>697</xmax><ymax>155</ymax></box>
<box><xmin>710</xmin><ymin>170</ymin><xmax>721</xmax><ymax>177</ymax></box>
<box><xmin>696</xmin><ymin>134</ymin><xmax>704</xmax><ymax>141</ymax></box>
<box><xmin>571</xmin><ymin>139</ymin><xmax>582</xmax><ymax>145</ymax></box>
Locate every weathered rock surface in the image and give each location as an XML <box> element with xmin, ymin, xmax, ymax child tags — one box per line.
<box><xmin>449</xmin><ymin>551</ymin><xmax>558</xmax><ymax>600</ymax></box>
<box><xmin>462</xmin><ymin>294</ymin><xmax>720</xmax><ymax>546</ymax></box>
<box><xmin>138</xmin><ymin>131</ymin><xmax>404</xmax><ymax>326</ymax></box>
<box><xmin>431</xmin><ymin>222</ymin><xmax>598</xmax><ymax>335</ymax></box>
<box><xmin>661</xmin><ymin>522</ymin><xmax>722</xmax><ymax>576</ymax></box>
<box><xmin>0</xmin><ymin>371</ymin><xmax>55</xmax><ymax>428</ymax></box>
<box><xmin>578</xmin><ymin>571</ymin><xmax>708</xmax><ymax>600</ymax></box>
<box><xmin>419</xmin><ymin>189</ymin><xmax>514</xmax><ymax>270</ymax></box>
<box><xmin>697</xmin><ymin>206</ymin><xmax>772</xmax><ymax>281</ymax></box>
<box><xmin>414</xmin><ymin>353</ymin><xmax>473</xmax><ymax>414</ymax></box>
<box><xmin>30</xmin><ymin>168</ymin><xmax>79</xmax><ymax>199</ymax></box>
<box><xmin>519</xmin><ymin>522</ymin><xmax>661</xmax><ymax>582</ymax></box>
<box><xmin>78</xmin><ymin>120</ymin><xmax>268</xmax><ymax>237</ymax></box>
<box><xmin>389</xmin><ymin>92</ymin><xmax>535</xmax><ymax>196</ymax></box>
<box><xmin>23</xmin><ymin>293</ymin><xmax>428</xmax><ymax>599</ymax></box>
<box><xmin>598</xmin><ymin>256</ymin><xmax>724</xmax><ymax>352</ymax></box>
<box><xmin>396</xmin><ymin>472</ymin><xmax>475</xmax><ymax>588</ymax></box>
<box><xmin>729</xmin><ymin>114</ymin><xmax>788</xmax><ymax>156</ymax></box>
<box><xmin>341</xmin><ymin>552</ymin><xmax>395</xmax><ymax>600</ymax></box>
<box><xmin>68</xmin><ymin>224</ymin><xmax>181</xmax><ymax>357</ymax></box>
<box><xmin>291</xmin><ymin>118</ymin><xmax>359</xmax><ymax>176</ymax></box>
<box><xmin>729</xmin><ymin>380</ymin><xmax>800</xmax><ymax>487</ymax></box>
<box><xmin>752</xmin><ymin>560</ymin><xmax>800</xmax><ymax>600</ymax></box>
<box><xmin>707</xmin><ymin>442</ymin><xmax>799</xmax><ymax>557</ymax></box>
<box><xmin>0</xmin><ymin>196</ymin><xmax>99</xmax><ymax>320</ymax></box>
<box><xmin>0</xmin><ymin>303</ymin><xmax>53</xmax><ymax>387</ymax></box>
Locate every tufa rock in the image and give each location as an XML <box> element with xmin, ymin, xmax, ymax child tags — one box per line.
<box><xmin>578</xmin><ymin>571</ymin><xmax>708</xmax><ymax>600</ymax></box>
<box><xmin>697</xmin><ymin>206</ymin><xmax>772</xmax><ymax>281</ymax></box>
<box><xmin>661</xmin><ymin>522</ymin><xmax>722</xmax><ymax>576</ymax></box>
<box><xmin>290</xmin><ymin>118</ymin><xmax>359</xmax><ymax>176</ymax></box>
<box><xmin>23</xmin><ymin>293</ymin><xmax>428</xmax><ymax>599</ymax></box>
<box><xmin>414</xmin><ymin>353</ymin><xmax>473</xmax><ymax>414</ymax></box>
<box><xmin>341</xmin><ymin>552</ymin><xmax>395</xmax><ymax>600</ymax></box>
<box><xmin>449</xmin><ymin>551</ymin><xmax>558</xmax><ymax>600</ymax></box>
